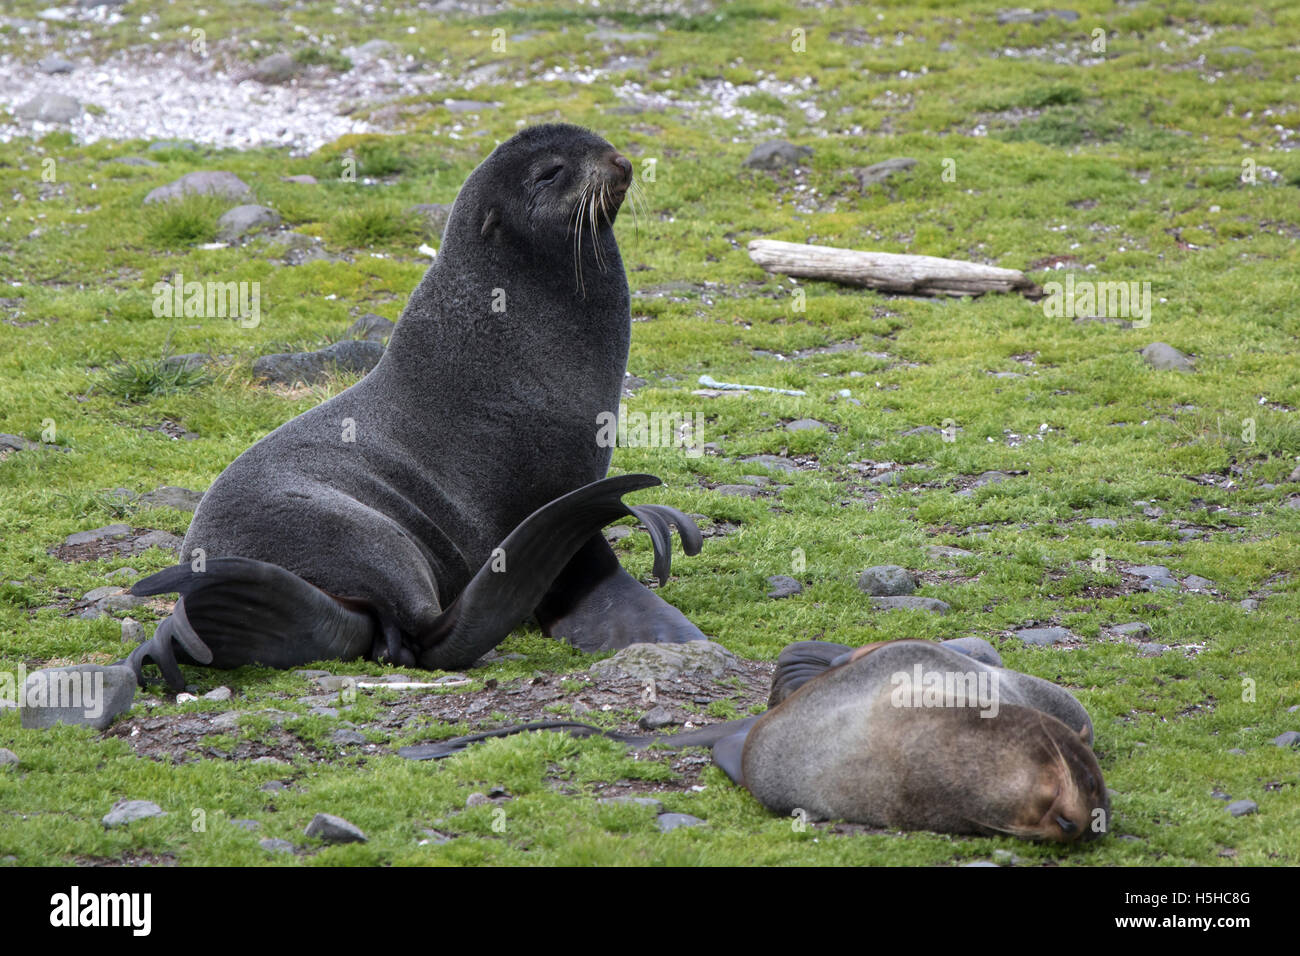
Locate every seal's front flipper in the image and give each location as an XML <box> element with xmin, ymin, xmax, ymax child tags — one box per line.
<box><xmin>415</xmin><ymin>474</ymin><xmax>672</xmax><ymax>670</ymax></box>
<box><xmin>768</xmin><ymin>641</ymin><xmax>854</xmax><ymax>707</ymax></box>
<box><xmin>124</xmin><ymin>557</ymin><xmax>376</xmax><ymax>691</ymax></box>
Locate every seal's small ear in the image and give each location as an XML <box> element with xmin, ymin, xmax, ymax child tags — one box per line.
<box><xmin>480</xmin><ymin>207</ymin><xmax>500</xmax><ymax>239</ymax></box>
<box><xmin>1078</xmin><ymin>723</ymin><xmax>1090</xmax><ymax>745</ymax></box>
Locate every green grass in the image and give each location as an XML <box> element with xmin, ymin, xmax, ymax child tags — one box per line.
<box><xmin>1</xmin><ymin>0</ymin><xmax>1298</xmax><ymax>867</ymax></box>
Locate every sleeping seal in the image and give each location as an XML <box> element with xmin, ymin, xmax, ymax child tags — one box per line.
<box><xmin>414</xmin><ymin>637</ymin><xmax>1108</xmax><ymax>843</ymax></box>
<box><xmin>126</xmin><ymin>124</ymin><xmax>705</xmax><ymax>690</ymax></box>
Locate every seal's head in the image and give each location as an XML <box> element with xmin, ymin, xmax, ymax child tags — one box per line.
<box><xmin>1009</xmin><ymin>713</ymin><xmax>1110</xmax><ymax>843</ymax></box>
<box><xmin>447</xmin><ymin>124</ymin><xmax>634</xmax><ymax>292</ymax></box>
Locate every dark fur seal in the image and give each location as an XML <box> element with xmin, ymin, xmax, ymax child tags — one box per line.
<box><xmin>415</xmin><ymin>637</ymin><xmax>1108</xmax><ymax>843</ymax></box>
<box><xmin>125</xmin><ymin>124</ymin><xmax>705</xmax><ymax>691</ymax></box>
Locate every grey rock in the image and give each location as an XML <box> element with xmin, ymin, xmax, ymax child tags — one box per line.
<box><xmin>1216</xmin><ymin>46</ymin><xmax>1255</xmax><ymax>56</ymax></box>
<box><xmin>740</xmin><ymin>455</ymin><xmax>799</xmax><ymax>473</ymax></box>
<box><xmin>1086</xmin><ymin>518</ymin><xmax>1118</xmax><ymax>529</ymax></box>
<box><xmin>102</xmin><ymin>799</ymin><xmax>165</xmax><ymax>828</ymax></box>
<box><xmin>1139</xmin><ymin>643</ymin><xmax>1169</xmax><ymax>657</ymax></box>
<box><xmin>20</xmin><ymin>665</ymin><xmax>136</xmax><ymax>730</ymax></box>
<box><xmin>37</xmin><ymin>55</ymin><xmax>75</xmax><ymax>74</ymax></box>
<box><xmin>216</xmin><ymin>204</ymin><xmax>281</xmax><ymax>241</ymax></box>
<box><xmin>638</xmin><ymin>706</ymin><xmax>677</xmax><ymax>731</ymax></box>
<box><xmin>442</xmin><ymin>99</ymin><xmax>501</xmax><ymax>113</ymax></box>
<box><xmin>1182</xmin><ymin>575</ymin><xmax>1215</xmax><ymax>591</ymax></box>
<box><xmin>870</xmin><ymin>471</ymin><xmax>903</xmax><ymax>486</ymax></box>
<box><xmin>345</xmin><ymin>39</ymin><xmax>397</xmax><ymax>60</ymax></box>
<box><xmin>743</xmin><ymin>140</ymin><xmax>813</xmax><ymax>170</ymax></box>
<box><xmin>0</xmin><ymin>433</ymin><xmax>41</xmax><ymax>452</ymax></box>
<box><xmin>408</xmin><ymin>203</ymin><xmax>454</xmax><ymax>237</ymax></box>
<box><xmin>1227</xmin><ymin>748</ymin><xmax>1247</xmax><ymax>756</ymax></box>
<box><xmin>1129</xmin><ymin>565</ymin><xmax>1174</xmax><ymax>580</ymax></box>
<box><xmin>1141</xmin><ymin>342</ymin><xmax>1194</xmax><ymax>372</ymax></box>
<box><xmin>15</xmin><ymin>92</ymin><xmax>82</xmax><ymax>123</ymax></box>
<box><xmin>309</xmin><ymin>706</ymin><xmax>339</xmax><ymax>718</ymax></box>
<box><xmin>901</xmin><ymin>425</ymin><xmax>941</xmax><ymax>436</ymax></box>
<box><xmin>785</xmin><ymin>418</ymin><xmax>827</xmax><ymax>432</ymax></box>
<box><xmin>251</xmin><ymin>756</ymin><xmax>288</xmax><ymax>767</ymax></box>
<box><xmin>766</xmin><ymin>575</ymin><xmax>803</xmax><ymax>599</ymax></box>
<box><xmin>332</xmin><ymin>729</ymin><xmax>367</xmax><ymax>745</ymax></box>
<box><xmin>1014</xmin><ymin>626</ymin><xmax>1074</xmax><ymax>646</ymax></box>
<box><xmin>997</xmin><ymin>8</ymin><xmax>1080</xmax><ymax>24</ymax></box>
<box><xmin>990</xmin><ymin>371</ymin><xmax>1025</xmax><ymax>379</ymax></box>
<box><xmin>230</xmin><ymin>818</ymin><xmax>260</xmax><ymax>830</ymax></box>
<box><xmin>939</xmin><ymin>637</ymin><xmax>1002</xmax><ymax>667</ymax></box>
<box><xmin>871</xmin><ymin>596</ymin><xmax>951</xmax><ymax>614</ymax></box>
<box><xmin>0</xmin><ymin>748</ymin><xmax>18</xmax><ymax>767</ymax></box>
<box><xmin>294</xmin><ymin>669</ymin><xmax>331</xmax><ymax>679</ymax></box>
<box><xmin>305</xmin><ymin>812</ymin><xmax>367</xmax><ymax>844</ymax></box>
<box><xmin>857</xmin><ymin>565</ymin><xmax>916</xmax><ymax>596</ymax></box>
<box><xmin>161</xmin><ymin>353</ymin><xmax>211</xmax><ymax>372</ymax></box>
<box><xmin>82</xmin><ymin>585</ymin><xmax>121</xmax><ymax>603</ymax></box>
<box><xmin>1226</xmin><ymin>799</ymin><xmax>1257</xmax><ymax>817</ymax></box>
<box><xmin>252</xmin><ymin>52</ymin><xmax>299</xmax><ymax>84</ymax></box>
<box><xmin>259</xmin><ymin>781</ymin><xmax>287</xmax><ymax>793</ymax></box>
<box><xmin>138</xmin><ymin>486</ymin><xmax>204</xmax><ymax>512</ymax></box>
<box><xmin>1176</xmin><ymin>527</ymin><xmax>1203</xmax><ymax>540</ymax></box>
<box><xmin>64</xmin><ymin>524</ymin><xmax>131</xmax><ymax>547</ymax></box>
<box><xmin>147</xmin><ymin>139</ymin><xmax>197</xmax><ymax>152</ymax></box>
<box><xmin>143</xmin><ymin>170</ymin><xmax>253</xmax><ymax>205</ymax></box>
<box><xmin>589</xmin><ymin>641</ymin><xmax>740</xmax><ymax>682</ymax></box>
<box><xmin>1141</xmin><ymin>577</ymin><xmax>1181</xmax><ymax>592</ymax></box>
<box><xmin>259</xmin><ymin>838</ymin><xmax>295</xmax><ymax>853</ymax></box>
<box><xmin>927</xmin><ymin>545</ymin><xmax>974</xmax><ymax>560</ymax></box>
<box><xmin>203</xmin><ymin>686</ymin><xmax>232</xmax><ymax>702</ymax></box>
<box><xmin>282</xmin><ymin>174</ymin><xmax>318</xmax><ymax>184</ymax></box>
<box><xmin>713</xmin><ymin>483</ymin><xmax>763</xmax><ymax>498</ymax></box>
<box><xmin>253</xmin><ymin>340</ymin><xmax>385</xmax><ymax>385</ymax></box>
<box><xmin>852</xmin><ymin>157</ymin><xmax>917</xmax><ymax>187</ymax></box>
<box><xmin>345</xmin><ymin>313</ymin><xmax>396</xmax><ymax>342</ymax></box>
<box><xmin>1211</xmin><ymin>789</ymin><xmax>1231</xmax><ymax>801</ymax></box>
<box><xmin>465</xmin><ymin>792</ymin><xmax>491</xmax><ymax>808</ymax></box>
<box><xmin>1273</xmin><ymin>731</ymin><xmax>1300</xmax><ymax>749</ymax></box>
<box><xmin>129</xmin><ymin>530</ymin><xmax>183</xmax><ymax>555</ymax></box>
<box><xmin>599</xmin><ymin>795</ymin><xmax>665</xmax><ymax>813</ymax></box>
<box><xmin>1239</xmin><ymin>599</ymin><xmax>1259</xmax><ymax>612</ymax></box>
<box><xmin>656</xmin><ymin>812</ymin><xmax>704</xmax><ymax>832</ymax></box>
<box><xmin>1109</xmin><ymin>622</ymin><xmax>1151</xmax><ymax>640</ymax></box>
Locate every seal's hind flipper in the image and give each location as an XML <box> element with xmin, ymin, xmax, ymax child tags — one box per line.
<box><xmin>124</xmin><ymin>557</ymin><xmax>376</xmax><ymax>691</ymax></box>
<box><xmin>768</xmin><ymin>641</ymin><xmax>853</xmax><ymax>707</ymax></box>
<box><xmin>626</xmin><ymin>503</ymin><xmax>702</xmax><ymax>586</ymax></box>
<box><xmin>415</xmin><ymin>474</ymin><xmax>670</xmax><ymax>669</ymax></box>
<box><xmin>712</xmin><ymin>728</ymin><xmax>750</xmax><ymax>787</ymax></box>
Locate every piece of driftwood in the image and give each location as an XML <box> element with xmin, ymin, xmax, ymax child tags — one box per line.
<box><xmin>748</xmin><ymin>239</ymin><xmax>1041</xmax><ymax>297</ymax></box>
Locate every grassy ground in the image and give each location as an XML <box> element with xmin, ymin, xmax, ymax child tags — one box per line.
<box><xmin>1</xmin><ymin>0</ymin><xmax>1298</xmax><ymax>865</ymax></box>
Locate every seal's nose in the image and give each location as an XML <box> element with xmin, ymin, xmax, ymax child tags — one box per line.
<box><xmin>609</xmin><ymin>153</ymin><xmax>633</xmax><ymax>188</ymax></box>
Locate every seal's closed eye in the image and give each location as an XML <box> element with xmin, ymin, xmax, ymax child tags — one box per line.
<box><xmin>535</xmin><ymin>164</ymin><xmax>565</xmax><ymax>187</ymax></box>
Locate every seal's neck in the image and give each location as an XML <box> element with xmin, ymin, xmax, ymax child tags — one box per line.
<box><xmin>381</xmin><ymin>229</ymin><xmax>631</xmax><ymax>416</ymax></box>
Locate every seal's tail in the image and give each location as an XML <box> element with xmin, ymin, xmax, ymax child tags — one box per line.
<box><xmin>414</xmin><ymin>474</ymin><xmax>698</xmax><ymax>669</ymax></box>
<box><xmin>123</xmin><ymin>557</ymin><xmax>376</xmax><ymax>690</ymax></box>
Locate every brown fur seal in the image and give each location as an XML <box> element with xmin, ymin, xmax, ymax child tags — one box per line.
<box><xmin>410</xmin><ymin>637</ymin><xmax>1107</xmax><ymax>843</ymax></box>
<box><xmin>735</xmin><ymin>639</ymin><xmax>1106</xmax><ymax>841</ymax></box>
<box><xmin>123</xmin><ymin>124</ymin><xmax>705</xmax><ymax>691</ymax></box>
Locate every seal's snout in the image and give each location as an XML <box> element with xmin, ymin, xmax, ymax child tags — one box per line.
<box><xmin>608</xmin><ymin>153</ymin><xmax>633</xmax><ymax>191</ymax></box>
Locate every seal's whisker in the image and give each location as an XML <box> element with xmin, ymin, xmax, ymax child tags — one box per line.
<box><xmin>572</xmin><ymin>182</ymin><xmax>591</xmax><ymax>297</ymax></box>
